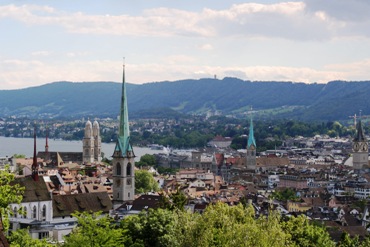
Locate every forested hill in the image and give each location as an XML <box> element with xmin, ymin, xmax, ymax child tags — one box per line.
<box><xmin>0</xmin><ymin>78</ymin><xmax>369</xmax><ymax>121</ymax></box>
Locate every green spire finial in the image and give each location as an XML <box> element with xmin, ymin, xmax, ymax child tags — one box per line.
<box><xmin>247</xmin><ymin>106</ymin><xmax>256</xmax><ymax>148</ymax></box>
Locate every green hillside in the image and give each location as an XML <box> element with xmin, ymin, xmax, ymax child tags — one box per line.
<box><xmin>0</xmin><ymin>78</ymin><xmax>369</xmax><ymax>121</ymax></box>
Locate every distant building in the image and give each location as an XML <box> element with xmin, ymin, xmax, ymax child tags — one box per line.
<box><xmin>352</xmin><ymin>120</ymin><xmax>369</xmax><ymax>171</ymax></box>
<box><xmin>207</xmin><ymin>135</ymin><xmax>232</xmax><ymax>148</ymax></box>
<box><xmin>82</xmin><ymin>120</ymin><xmax>101</xmax><ymax>163</ymax></box>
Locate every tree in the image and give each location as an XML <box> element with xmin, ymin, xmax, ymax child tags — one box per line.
<box><xmin>135</xmin><ymin>170</ymin><xmax>159</xmax><ymax>194</ymax></box>
<box><xmin>136</xmin><ymin>154</ymin><xmax>156</xmax><ymax>167</ymax></box>
<box><xmin>12</xmin><ymin>154</ymin><xmax>25</xmax><ymax>159</ymax></box>
<box><xmin>282</xmin><ymin>215</ymin><xmax>335</xmax><ymax>247</ymax></box>
<box><xmin>158</xmin><ymin>189</ymin><xmax>187</xmax><ymax>211</ymax></box>
<box><xmin>0</xmin><ymin>166</ymin><xmax>24</xmax><ymax>231</ymax></box>
<box><xmin>8</xmin><ymin>229</ymin><xmax>52</xmax><ymax>247</ymax></box>
<box><xmin>122</xmin><ymin>208</ymin><xmax>181</xmax><ymax>247</ymax></box>
<box><xmin>63</xmin><ymin>211</ymin><xmax>125</xmax><ymax>247</ymax></box>
<box><xmin>271</xmin><ymin>188</ymin><xmax>299</xmax><ymax>202</ymax></box>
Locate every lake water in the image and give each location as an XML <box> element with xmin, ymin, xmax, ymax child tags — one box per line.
<box><xmin>0</xmin><ymin>136</ymin><xmax>162</xmax><ymax>161</ymax></box>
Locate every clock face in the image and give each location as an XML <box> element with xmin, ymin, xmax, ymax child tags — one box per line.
<box><xmin>250</xmin><ymin>144</ymin><xmax>255</xmax><ymax>150</ymax></box>
<box><xmin>115</xmin><ymin>179</ymin><xmax>121</xmax><ymax>186</ymax></box>
<box><xmin>127</xmin><ymin>178</ymin><xmax>132</xmax><ymax>185</ymax></box>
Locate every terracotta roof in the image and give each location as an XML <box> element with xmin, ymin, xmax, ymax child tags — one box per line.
<box><xmin>53</xmin><ymin>192</ymin><xmax>112</xmax><ymax>217</ymax></box>
<box><xmin>256</xmin><ymin>157</ymin><xmax>289</xmax><ymax>167</ymax></box>
<box><xmin>12</xmin><ymin>176</ymin><xmax>51</xmax><ymax>202</ymax></box>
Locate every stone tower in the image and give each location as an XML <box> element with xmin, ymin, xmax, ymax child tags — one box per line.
<box><xmin>83</xmin><ymin>120</ymin><xmax>94</xmax><ymax>163</ymax></box>
<box><xmin>112</xmin><ymin>62</ymin><xmax>135</xmax><ymax>208</ymax></box>
<box><xmin>353</xmin><ymin>120</ymin><xmax>368</xmax><ymax>171</ymax></box>
<box><xmin>93</xmin><ymin>120</ymin><xmax>102</xmax><ymax>162</ymax></box>
<box><xmin>246</xmin><ymin>114</ymin><xmax>256</xmax><ymax>171</ymax></box>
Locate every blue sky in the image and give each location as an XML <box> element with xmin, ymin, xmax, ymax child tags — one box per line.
<box><xmin>1</xmin><ymin>0</ymin><xmax>370</xmax><ymax>89</ymax></box>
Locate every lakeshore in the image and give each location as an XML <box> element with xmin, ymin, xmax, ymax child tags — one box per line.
<box><xmin>0</xmin><ymin>136</ymin><xmax>161</xmax><ymax>161</ymax></box>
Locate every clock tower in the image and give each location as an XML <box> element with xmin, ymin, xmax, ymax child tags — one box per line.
<box><xmin>353</xmin><ymin>120</ymin><xmax>368</xmax><ymax>171</ymax></box>
<box><xmin>112</xmin><ymin>62</ymin><xmax>135</xmax><ymax>208</ymax></box>
<box><xmin>246</xmin><ymin>113</ymin><xmax>256</xmax><ymax>171</ymax></box>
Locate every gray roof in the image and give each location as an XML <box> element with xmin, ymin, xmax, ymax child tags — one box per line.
<box><xmin>53</xmin><ymin>192</ymin><xmax>112</xmax><ymax>217</ymax></box>
<box><xmin>13</xmin><ymin>176</ymin><xmax>51</xmax><ymax>202</ymax></box>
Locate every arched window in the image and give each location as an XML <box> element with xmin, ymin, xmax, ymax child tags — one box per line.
<box><xmin>116</xmin><ymin>163</ymin><xmax>121</xmax><ymax>176</ymax></box>
<box><xmin>24</xmin><ymin>207</ymin><xmax>27</xmax><ymax>219</ymax></box>
<box><xmin>127</xmin><ymin>163</ymin><xmax>132</xmax><ymax>176</ymax></box>
<box><xmin>33</xmin><ymin>206</ymin><xmax>37</xmax><ymax>219</ymax></box>
<box><xmin>42</xmin><ymin>205</ymin><xmax>47</xmax><ymax>220</ymax></box>
<box><xmin>13</xmin><ymin>207</ymin><xmax>17</xmax><ymax>218</ymax></box>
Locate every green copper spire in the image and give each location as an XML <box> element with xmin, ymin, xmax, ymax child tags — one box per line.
<box><xmin>119</xmin><ymin>62</ymin><xmax>130</xmax><ymax>138</ymax></box>
<box><xmin>114</xmin><ymin>61</ymin><xmax>133</xmax><ymax>157</ymax></box>
<box><xmin>247</xmin><ymin>113</ymin><xmax>256</xmax><ymax>149</ymax></box>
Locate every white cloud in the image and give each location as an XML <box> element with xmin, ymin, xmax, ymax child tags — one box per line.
<box><xmin>198</xmin><ymin>44</ymin><xmax>213</xmax><ymax>50</ymax></box>
<box><xmin>2</xmin><ymin>58</ymin><xmax>369</xmax><ymax>90</ymax></box>
<box><xmin>1</xmin><ymin>2</ymin><xmax>369</xmax><ymax>40</ymax></box>
<box><xmin>31</xmin><ymin>51</ymin><xmax>52</xmax><ymax>56</ymax></box>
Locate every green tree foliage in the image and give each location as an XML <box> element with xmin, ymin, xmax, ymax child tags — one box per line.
<box><xmin>184</xmin><ymin>203</ymin><xmax>289</xmax><ymax>247</ymax></box>
<box><xmin>282</xmin><ymin>216</ymin><xmax>335</xmax><ymax>247</ymax></box>
<box><xmin>8</xmin><ymin>229</ymin><xmax>52</xmax><ymax>247</ymax></box>
<box><xmin>135</xmin><ymin>170</ymin><xmax>159</xmax><ymax>194</ymax></box>
<box><xmin>158</xmin><ymin>190</ymin><xmax>187</xmax><ymax>211</ymax></box>
<box><xmin>12</xmin><ymin>154</ymin><xmax>25</xmax><ymax>159</ymax></box>
<box><xmin>0</xmin><ymin>166</ymin><xmax>24</xmax><ymax>231</ymax></box>
<box><xmin>123</xmin><ymin>208</ymin><xmax>181</xmax><ymax>247</ymax></box>
<box><xmin>135</xmin><ymin>154</ymin><xmax>156</xmax><ymax>167</ymax></box>
<box><xmin>271</xmin><ymin>188</ymin><xmax>299</xmax><ymax>202</ymax></box>
<box><xmin>63</xmin><ymin>211</ymin><xmax>125</xmax><ymax>247</ymax></box>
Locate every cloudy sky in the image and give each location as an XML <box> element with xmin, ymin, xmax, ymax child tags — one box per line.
<box><xmin>1</xmin><ymin>0</ymin><xmax>370</xmax><ymax>89</ymax></box>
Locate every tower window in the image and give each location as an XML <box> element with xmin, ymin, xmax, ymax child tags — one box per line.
<box><xmin>116</xmin><ymin>163</ymin><xmax>122</xmax><ymax>175</ymax></box>
<box><xmin>127</xmin><ymin>163</ymin><xmax>132</xmax><ymax>176</ymax></box>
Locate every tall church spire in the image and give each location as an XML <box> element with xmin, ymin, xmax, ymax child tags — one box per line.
<box><xmin>119</xmin><ymin>61</ymin><xmax>130</xmax><ymax>139</ymax></box>
<box><xmin>112</xmin><ymin>60</ymin><xmax>135</xmax><ymax>207</ymax></box>
<box><xmin>246</xmin><ymin>108</ymin><xmax>256</xmax><ymax>171</ymax></box>
<box><xmin>247</xmin><ymin>110</ymin><xmax>256</xmax><ymax>149</ymax></box>
<box><xmin>354</xmin><ymin>119</ymin><xmax>366</xmax><ymax>142</ymax></box>
<box><xmin>32</xmin><ymin>125</ymin><xmax>39</xmax><ymax>181</ymax></box>
<box><xmin>114</xmin><ymin>61</ymin><xmax>134</xmax><ymax>157</ymax></box>
<box><xmin>45</xmin><ymin>127</ymin><xmax>49</xmax><ymax>153</ymax></box>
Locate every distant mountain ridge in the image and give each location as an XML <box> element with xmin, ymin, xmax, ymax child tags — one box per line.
<box><xmin>0</xmin><ymin>78</ymin><xmax>369</xmax><ymax>121</ymax></box>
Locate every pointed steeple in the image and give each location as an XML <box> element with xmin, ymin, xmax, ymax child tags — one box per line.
<box><xmin>247</xmin><ymin>111</ymin><xmax>256</xmax><ymax>149</ymax></box>
<box><xmin>119</xmin><ymin>62</ymin><xmax>130</xmax><ymax>139</ymax></box>
<box><xmin>113</xmin><ymin>60</ymin><xmax>134</xmax><ymax>157</ymax></box>
<box><xmin>32</xmin><ymin>125</ymin><xmax>39</xmax><ymax>181</ymax></box>
<box><xmin>354</xmin><ymin>120</ymin><xmax>366</xmax><ymax>142</ymax></box>
<box><xmin>45</xmin><ymin>127</ymin><xmax>49</xmax><ymax>153</ymax></box>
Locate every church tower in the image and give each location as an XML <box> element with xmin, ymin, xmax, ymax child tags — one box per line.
<box><xmin>83</xmin><ymin>120</ymin><xmax>94</xmax><ymax>163</ymax></box>
<box><xmin>246</xmin><ymin>113</ymin><xmax>256</xmax><ymax>171</ymax></box>
<box><xmin>93</xmin><ymin>120</ymin><xmax>102</xmax><ymax>162</ymax></box>
<box><xmin>353</xmin><ymin>120</ymin><xmax>368</xmax><ymax>171</ymax></box>
<box><xmin>112</xmin><ymin>62</ymin><xmax>135</xmax><ymax>207</ymax></box>
<box><xmin>32</xmin><ymin>126</ymin><xmax>39</xmax><ymax>181</ymax></box>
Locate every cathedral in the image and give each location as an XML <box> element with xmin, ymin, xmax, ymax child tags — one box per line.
<box><xmin>82</xmin><ymin>119</ymin><xmax>102</xmax><ymax>163</ymax></box>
